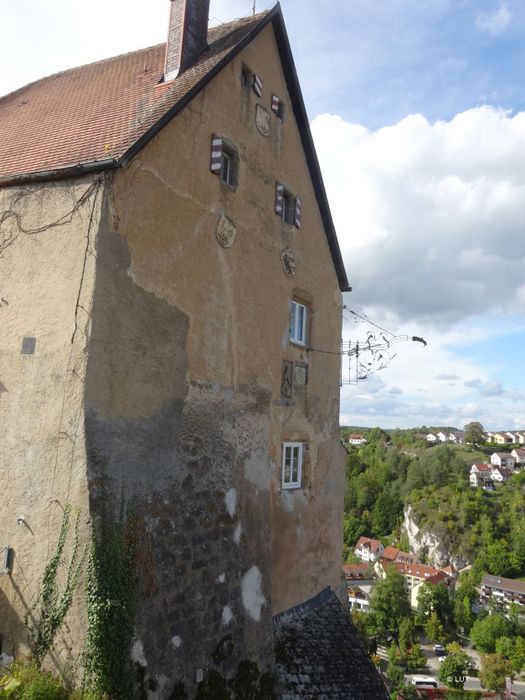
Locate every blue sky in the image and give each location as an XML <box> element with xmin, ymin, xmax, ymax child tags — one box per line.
<box><xmin>2</xmin><ymin>0</ymin><xmax>525</xmax><ymax>430</ymax></box>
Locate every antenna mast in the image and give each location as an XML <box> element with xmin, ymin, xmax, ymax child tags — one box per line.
<box><xmin>252</xmin><ymin>1</ymin><xmax>256</xmax><ymax>16</ymax></box>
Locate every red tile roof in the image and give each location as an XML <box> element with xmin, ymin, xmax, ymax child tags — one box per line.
<box><xmin>382</xmin><ymin>546</ymin><xmax>400</xmax><ymax>561</ymax></box>
<box><xmin>0</xmin><ymin>13</ymin><xmax>266</xmax><ymax>183</ymax></box>
<box><xmin>472</xmin><ymin>463</ymin><xmax>492</xmax><ymax>472</ymax></box>
<box><xmin>342</xmin><ymin>564</ymin><xmax>372</xmax><ymax>579</ymax></box>
<box><xmin>355</xmin><ymin>536</ymin><xmax>383</xmax><ymax>553</ymax></box>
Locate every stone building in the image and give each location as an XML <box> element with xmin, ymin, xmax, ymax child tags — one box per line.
<box><xmin>0</xmin><ymin>1</ymin><xmax>387</xmax><ymax>696</ymax></box>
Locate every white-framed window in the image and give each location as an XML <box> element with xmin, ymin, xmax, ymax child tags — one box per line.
<box><xmin>290</xmin><ymin>300</ymin><xmax>307</xmax><ymax>345</ymax></box>
<box><xmin>282</xmin><ymin>442</ymin><xmax>303</xmax><ymax>489</ymax></box>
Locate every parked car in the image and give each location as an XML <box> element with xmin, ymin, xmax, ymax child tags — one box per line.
<box><xmin>433</xmin><ymin>644</ymin><xmax>446</xmax><ymax>657</ymax></box>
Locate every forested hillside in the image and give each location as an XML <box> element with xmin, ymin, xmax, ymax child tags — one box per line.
<box><xmin>343</xmin><ymin>431</ymin><xmax>525</xmax><ymax>579</ymax></box>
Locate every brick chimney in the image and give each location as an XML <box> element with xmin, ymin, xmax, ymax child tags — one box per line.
<box><xmin>164</xmin><ymin>0</ymin><xmax>210</xmax><ymax>81</ymax></box>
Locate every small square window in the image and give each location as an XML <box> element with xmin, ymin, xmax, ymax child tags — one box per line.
<box><xmin>282</xmin><ymin>442</ymin><xmax>303</xmax><ymax>489</ymax></box>
<box><xmin>290</xmin><ymin>300</ymin><xmax>307</xmax><ymax>346</ymax></box>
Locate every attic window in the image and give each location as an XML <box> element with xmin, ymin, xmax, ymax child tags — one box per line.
<box><xmin>275</xmin><ymin>183</ymin><xmax>301</xmax><ymax>227</ymax></box>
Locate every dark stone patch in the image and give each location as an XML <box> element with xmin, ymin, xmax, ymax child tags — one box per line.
<box><xmin>274</xmin><ymin>589</ymin><xmax>389</xmax><ymax>699</ymax></box>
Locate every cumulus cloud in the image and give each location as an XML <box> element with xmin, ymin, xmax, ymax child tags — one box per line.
<box><xmin>312</xmin><ymin>106</ymin><xmax>525</xmax><ymax>327</ymax></box>
<box><xmin>480</xmin><ymin>381</ymin><xmax>505</xmax><ymax>396</ymax></box>
<box><xmin>436</xmin><ymin>374</ymin><xmax>460</xmax><ymax>381</ymax></box>
<box><xmin>476</xmin><ymin>3</ymin><xmax>511</xmax><ymax>35</ymax></box>
<box><xmin>465</xmin><ymin>378</ymin><xmax>483</xmax><ymax>388</ymax></box>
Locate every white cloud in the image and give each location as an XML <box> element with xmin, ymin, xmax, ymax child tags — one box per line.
<box><xmin>476</xmin><ymin>2</ymin><xmax>511</xmax><ymax>35</ymax></box>
<box><xmin>313</xmin><ymin>106</ymin><xmax>525</xmax><ymax>327</ymax></box>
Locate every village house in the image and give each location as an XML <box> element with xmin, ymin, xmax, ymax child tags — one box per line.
<box><xmin>490</xmin><ymin>452</ymin><xmax>516</xmax><ymax>470</ymax></box>
<box><xmin>342</xmin><ymin>563</ymin><xmax>376</xmax><ymax>613</ymax></box>
<box><xmin>490</xmin><ymin>465</ymin><xmax>513</xmax><ymax>483</ymax></box>
<box><xmin>493</xmin><ymin>432</ymin><xmax>514</xmax><ymax>445</ymax></box>
<box><xmin>354</xmin><ymin>536</ymin><xmax>385</xmax><ymax>563</ymax></box>
<box><xmin>511</xmin><ymin>447</ymin><xmax>525</xmax><ymax>464</ymax></box>
<box><xmin>410</xmin><ymin>570</ymin><xmax>453</xmax><ymax>610</ymax></box>
<box><xmin>470</xmin><ymin>463</ymin><xmax>495</xmax><ymax>489</ymax></box>
<box><xmin>480</xmin><ymin>574</ymin><xmax>525</xmax><ymax>609</ymax></box>
<box><xmin>347</xmin><ymin>433</ymin><xmax>367</xmax><ymax>445</ymax></box>
<box><xmin>0</xmin><ymin>3</ymin><xmax>390</xmax><ymax>697</ymax></box>
<box><xmin>382</xmin><ymin>546</ymin><xmax>417</xmax><ymax>564</ymax></box>
<box><xmin>426</xmin><ymin>433</ymin><xmax>438</xmax><ymax>443</ymax></box>
<box><xmin>375</xmin><ymin>558</ymin><xmax>445</xmax><ymax>591</ymax></box>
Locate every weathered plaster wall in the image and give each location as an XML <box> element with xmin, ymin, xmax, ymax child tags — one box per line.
<box><xmin>0</xmin><ymin>178</ymin><xmax>103</xmax><ymax>668</ymax></box>
<box><xmin>81</xmin><ymin>22</ymin><xmax>345</xmax><ymax>694</ymax></box>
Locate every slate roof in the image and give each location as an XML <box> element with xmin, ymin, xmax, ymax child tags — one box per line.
<box><xmin>482</xmin><ymin>574</ymin><xmax>525</xmax><ymax>595</ymax></box>
<box><xmin>274</xmin><ymin>588</ymin><xmax>389</xmax><ymax>699</ymax></box>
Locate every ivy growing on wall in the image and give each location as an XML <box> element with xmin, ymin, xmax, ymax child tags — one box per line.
<box><xmin>26</xmin><ymin>504</ymin><xmax>86</xmax><ymax>666</ymax></box>
<box><xmin>83</xmin><ymin>496</ymin><xmax>137</xmax><ymax>699</ymax></box>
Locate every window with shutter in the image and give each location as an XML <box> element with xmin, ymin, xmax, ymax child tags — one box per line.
<box><xmin>211</xmin><ymin>135</ymin><xmax>238</xmax><ymax>188</ymax></box>
<box><xmin>275</xmin><ymin>183</ymin><xmax>302</xmax><ymax>227</ymax></box>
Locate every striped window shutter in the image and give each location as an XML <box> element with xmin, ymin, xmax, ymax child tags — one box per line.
<box><xmin>275</xmin><ymin>183</ymin><xmax>284</xmax><ymax>217</ymax></box>
<box><xmin>253</xmin><ymin>74</ymin><xmax>263</xmax><ymax>97</ymax></box>
<box><xmin>293</xmin><ymin>197</ymin><xmax>302</xmax><ymax>228</ymax></box>
<box><xmin>271</xmin><ymin>94</ymin><xmax>280</xmax><ymax>114</ymax></box>
<box><xmin>210</xmin><ymin>134</ymin><xmax>222</xmax><ymax>174</ymax></box>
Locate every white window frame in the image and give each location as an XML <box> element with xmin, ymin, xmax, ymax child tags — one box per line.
<box><xmin>282</xmin><ymin>442</ymin><xmax>303</xmax><ymax>489</ymax></box>
<box><xmin>290</xmin><ymin>300</ymin><xmax>307</xmax><ymax>346</ymax></box>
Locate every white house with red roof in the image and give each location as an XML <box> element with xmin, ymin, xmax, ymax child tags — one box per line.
<box><xmin>470</xmin><ymin>463</ymin><xmax>494</xmax><ymax>489</ymax></box>
<box><xmin>354</xmin><ymin>536</ymin><xmax>384</xmax><ymax>563</ymax></box>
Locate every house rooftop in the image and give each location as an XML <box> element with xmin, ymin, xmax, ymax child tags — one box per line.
<box><xmin>355</xmin><ymin>536</ymin><xmax>383</xmax><ymax>552</ymax></box>
<box><xmin>482</xmin><ymin>574</ymin><xmax>525</xmax><ymax>595</ymax></box>
<box><xmin>0</xmin><ymin>14</ymin><xmax>265</xmax><ymax>182</ymax></box>
<box><xmin>0</xmin><ymin>3</ymin><xmax>351</xmax><ymax>291</ymax></box>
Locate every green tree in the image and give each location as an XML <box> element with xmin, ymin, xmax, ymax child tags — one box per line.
<box><xmin>424</xmin><ymin>611</ymin><xmax>445</xmax><ymax>643</ymax></box>
<box><xmin>417</xmin><ymin>582</ymin><xmax>434</xmax><ymax>622</ymax></box>
<box><xmin>438</xmin><ymin>642</ymin><xmax>470</xmax><ymax>689</ymax></box>
<box><xmin>495</xmin><ymin>636</ymin><xmax>525</xmax><ymax>673</ymax></box>
<box><xmin>405</xmin><ymin>643</ymin><xmax>426</xmax><ymax>671</ymax></box>
<box><xmin>480</xmin><ymin>653</ymin><xmax>513</xmax><ymax>693</ymax></box>
<box><xmin>486</xmin><ymin>540</ymin><xmax>515</xmax><ymax>577</ymax></box>
<box><xmin>464</xmin><ymin>421</ymin><xmax>484</xmax><ymax>446</ymax></box>
<box><xmin>370</xmin><ymin>568</ymin><xmax>411</xmax><ymax>636</ymax></box>
<box><xmin>398</xmin><ymin>616</ymin><xmax>417</xmax><ymax>655</ymax></box>
<box><xmin>453</xmin><ymin>574</ymin><xmax>476</xmax><ymax>634</ymax></box>
<box><xmin>470</xmin><ymin>614</ymin><xmax>512</xmax><ymax>653</ymax></box>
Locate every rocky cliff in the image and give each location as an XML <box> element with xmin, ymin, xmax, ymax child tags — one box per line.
<box><xmin>404</xmin><ymin>506</ymin><xmax>468</xmax><ymax>570</ymax></box>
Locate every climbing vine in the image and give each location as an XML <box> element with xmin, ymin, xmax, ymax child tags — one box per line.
<box><xmin>83</xmin><ymin>497</ymin><xmax>137</xmax><ymax>699</ymax></box>
<box><xmin>26</xmin><ymin>504</ymin><xmax>86</xmax><ymax>666</ymax></box>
